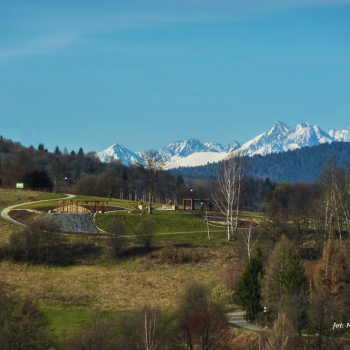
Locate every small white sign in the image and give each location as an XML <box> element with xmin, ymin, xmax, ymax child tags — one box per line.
<box><xmin>16</xmin><ymin>183</ymin><xmax>24</xmax><ymax>189</ymax></box>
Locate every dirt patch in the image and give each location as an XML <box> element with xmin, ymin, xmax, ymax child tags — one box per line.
<box><xmin>8</xmin><ymin>209</ymin><xmax>40</xmax><ymax>225</ymax></box>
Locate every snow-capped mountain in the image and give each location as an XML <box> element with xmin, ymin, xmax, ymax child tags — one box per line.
<box><xmin>96</xmin><ymin>121</ymin><xmax>350</xmax><ymax>168</ymax></box>
<box><xmin>158</xmin><ymin>139</ymin><xmax>240</xmax><ymax>168</ymax></box>
<box><xmin>97</xmin><ymin>139</ymin><xmax>240</xmax><ymax>168</ymax></box>
<box><xmin>159</xmin><ymin>139</ymin><xmax>208</xmax><ymax>160</ymax></box>
<box><xmin>97</xmin><ymin>143</ymin><xmax>143</xmax><ymax>165</ymax></box>
<box><xmin>328</xmin><ymin>128</ymin><xmax>350</xmax><ymax>142</ymax></box>
<box><xmin>159</xmin><ymin>139</ymin><xmax>240</xmax><ymax>161</ymax></box>
<box><xmin>239</xmin><ymin>121</ymin><xmax>334</xmax><ymax>156</ymax></box>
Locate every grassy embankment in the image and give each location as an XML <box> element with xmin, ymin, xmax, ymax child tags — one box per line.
<box><xmin>0</xmin><ymin>189</ymin><xmax>261</xmax><ymax>339</ymax></box>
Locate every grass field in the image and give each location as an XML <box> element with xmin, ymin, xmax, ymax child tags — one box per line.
<box><xmin>0</xmin><ymin>244</ymin><xmax>233</xmax><ymax>337</ymax></box>
<box><xmin>0</xmin><ymin>189</ymin><xmax>258</xmax><ymax>340</ymax></box>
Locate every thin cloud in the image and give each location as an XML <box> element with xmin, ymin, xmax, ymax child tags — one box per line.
<box><xmin>1</xmin><ymin>0</ymin><xmax>350</xmax><ymax>61</ymax></box>
<box><xmin>0</xmin><ymin>34</ymin><xmax>77</xmax><ymax>60</ymax></box>
<box><xmin>0</xmin><ymin>12</ymin><xmax>224</xmax><ymax>61</ymax></box>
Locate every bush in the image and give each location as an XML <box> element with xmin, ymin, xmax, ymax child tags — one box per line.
<box><xmin>66</xmin><ymin>306</ymin><xmax>175</xmax><ymax>350</ymax></box>
<box><xmin>0</xmin><ymin>284</ymin><xmax>52</xmax><ymax>349</ymax></box>
<box><xmin>210</xmin><ymin>283</ymin><xmax>234</xmax><ymax>306</ymax></box>
<box><xmin>157</xmin><ymin>243</ymin><xmax>202</xmax><ymax>264</ymax></box>
<box><xmin>105</xmin><ymin>219</ymin><xmax>128</xmax><ymax>258</ymax></box>
<box><xmin>8</xmin><ymin>215</ymin><xmax>61</xmax><ymax>263</ymax></box>
<box><xmin>134</xmin><ymin>218</ymin><xmax>156</xmax><ymax>251</ymax></box>
<box><xmin>175</xmin><ymin>282</ymin><xmax>229</xmax><ymax>350</ymax></box>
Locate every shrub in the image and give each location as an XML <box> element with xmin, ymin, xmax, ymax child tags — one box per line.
<box><xmin>154</xmin><ymin>243</ymin><xmax>203</xmax><ymax>264</ymax></box>
<box><xmin>134</xmin><ymin>218</ymin><xmax>156</xmax><ymax>251</ymax></box>
<box><xmin>8</xmin><ymin>215</ymin><xmax>61</xmax><ymax>263</ymax></box>
<box><xmin>66</xmin><ymin>306</ymin><xmax>175</xmax><ymax>350</ymax></box>
<box><xmin>0</xmin><ymin>284</ymin><xmax>52</xmax><ymax>349</ymax></box>
<box><xmin>175</xmin><ymin>282</ymin><xmax>229</xmax><ymax>350</ymax></box>
<box><xmin>105</xmin><ymin>219</ymin><xmax>128</xmax><ymax>258</ymax></box>
<box><xmin>210</xmin><ymin>283</ymin><xmax>234</xmax><ymax>306</ymax></box>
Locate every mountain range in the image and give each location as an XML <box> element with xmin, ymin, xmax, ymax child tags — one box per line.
<box><xmin>97</xmin><ymin>121</ymin><xmax>350</xmax><ymax>168</ymax></box>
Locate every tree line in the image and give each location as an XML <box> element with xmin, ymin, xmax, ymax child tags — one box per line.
<box><xmin>173</xmin><ymin>141</ymin><xmax>350</xmax><ymax>183</ymax></box>
<box><xmin>231</xmin><ymin>159</ymin><xmax>350</xmax><ymax>349</ymax></box>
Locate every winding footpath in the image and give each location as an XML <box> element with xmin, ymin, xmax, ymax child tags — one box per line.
<box><xmin>1</xmin><ymin>194</ymin><xmax>76</xmax><ymax>227</ymax></box>
<box><xmin>227</xmin><ymin>309</ymin><xmax>266</xmax><ymax>331</ymax></box>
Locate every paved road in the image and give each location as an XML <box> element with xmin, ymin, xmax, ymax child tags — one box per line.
<box><xmin>227</xmin><ymin>309</ymin><xmax>266</xmax><ymax>331</ymax></box>
<box><xmin>1</xmin><ymin>194</ymin><xmax>76</xmax><ymax>227</ymax></box>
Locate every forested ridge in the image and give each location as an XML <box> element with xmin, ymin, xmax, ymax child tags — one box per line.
<box><xmin>173</xmin><ymin>141</ymin><xmax>350</xmax><ymax>183</ymax></box>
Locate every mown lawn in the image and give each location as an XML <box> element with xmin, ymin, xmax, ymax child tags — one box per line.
<box><xmin>95</xmin><ymin>210</ymin><xmax>209</xmax><ymax>234</ymax></box>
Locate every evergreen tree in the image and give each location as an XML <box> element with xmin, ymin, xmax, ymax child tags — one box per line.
<box><xmin>237</xmin><ymin>245</ymin><xmax>264</xmax><ymax>321</ymax></box>
<box><xmin>263</xmin><ymin>238</ymin><xmax>307</xmax><ymax>334</ymax></box>
<box><xmin>77</xmin><ymin>147</ymin><xmax>84</xmax><ymax>159</ymax></box>
<box><xmin>283</xmin><ymin>251</ymin><xmax>306</xmax><ymax>296</ymax></box>
<box><xmin>53</xmin><ymin>146</ymin><xmax>62</xmax><ymax>156</ymax></box>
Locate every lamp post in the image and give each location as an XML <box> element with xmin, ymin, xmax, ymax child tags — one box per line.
<box><xmin>64</xmin><ymin>177</ymin><xmax>68</xmax><ymax>194</ymax></box>
<box><xmin>190</xmin><ymin>189</ymin><xmax>194</xmax><ymax>210</ymax></box>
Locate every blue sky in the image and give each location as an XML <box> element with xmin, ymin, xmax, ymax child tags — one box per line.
<box><xmin>1</xmin><ymin>0</ymin><xmax>350</xmax><ymax>153</ymax></box>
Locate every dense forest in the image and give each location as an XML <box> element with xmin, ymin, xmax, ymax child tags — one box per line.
<box><xmin>173</xmin><ymin>141</ymin><xmax>350</xmax><ymax>183</ymax></box>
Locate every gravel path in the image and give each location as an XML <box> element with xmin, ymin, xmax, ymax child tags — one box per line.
<box><xmin>1</xmin><ymin>194</ymin><xmax>76</xmax><ymax>227</ymax></box>
<box><xmin>227</xmin><ymin>309</ymin><xmax>266</xmax><ymax>331</ymax></box>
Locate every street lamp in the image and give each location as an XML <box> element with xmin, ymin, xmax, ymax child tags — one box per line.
<box><xmin>190</xmin><ymin>189</ymin><xmax>194</xmax><ymax>210</ymax></box>
<box><xmin>64</xmin><ymin>177</ymin><xmax>68</xmax><ymax>194</ymax></box>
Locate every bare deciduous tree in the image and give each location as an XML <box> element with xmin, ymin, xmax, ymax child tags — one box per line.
<box><xmin>136</xmin><ymin>150</ymin><xmax>167</xmax><ymax>214</ymax></box>
<box><xmin>266</xmin><ymin>311</ymin><xmax>295</xmax><ymax>350</ymax></box>
<box><xmin>212</xmin><ymin>154</ymin><xmax>243</xmax><ymax>241</ymax></box>
<box><xmin>240</xmin><ymin>221</ymin><xmax>260</xmax><ymax>259</ymax></box>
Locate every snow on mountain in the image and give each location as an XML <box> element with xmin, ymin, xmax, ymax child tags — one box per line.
<box><xmin>239</xmin><ymin>121</ymin><xmax>333</xmax><ymax>156</ymax></box>
<box><xmin>97</xmin><ymin>143</ymin><xmax>143</xmax><ymax>165</ymax></box>
<box><xmin>97</xmin><ymin>138</ymin><xmax>240</xmax><ymax>168</ymax></box>
<box><xmin>238</xmin><ymin>121</ymin><xmax>291</xmax><ymax>156</ymax></box>
<box><xmin>159</xmin><ymin>138</ymin><xmax>240</xmax><ymax>162</ymax></box>
<box><xmin>223</xmin><ymin>141</ymin><xmax>241</xmax><ymax>153</ymax></box>
<box><xmin>203</xmin><ymin>141</ymin><xmax>225</xmax><ymax>153</ymax></box>
<box><xmin>167</xmin><ymin>152</ymin><xmax>232</xmax><ymax>168</ymax></box>
<box><xmin>159</xmin><ymin>139</ymin><xmax>206</xmax><ymax>160</ymax></box>
<box><xmin>328</xmin><ymin>128</ymin><xmax>350</xmax><ymax>142</ymax></box>
<box><xmin>97</xmin><ymin>122</ymin><xmax>350</xmax><ymax>168</ymax></box>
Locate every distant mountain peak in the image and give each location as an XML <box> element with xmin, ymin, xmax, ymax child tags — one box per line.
<box><xmin>97</xmin><ymin>143</ymin><xmax>143</xmax><ymax>165</ymax></box>
<box><xmin>240</xmin><ymin>121</ymin><xmax>334</xmax><ymax>156</ymax></box>
<box><xmin>96</xmin><ymin>121</ymin><xmax>350</xmax><ymax>168</ymax></box>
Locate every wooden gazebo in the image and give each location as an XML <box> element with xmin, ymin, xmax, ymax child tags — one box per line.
<box><xmin>56</xmin><ymin>200</ymin><xmax>109</xmax><ymax>213</ymax></box>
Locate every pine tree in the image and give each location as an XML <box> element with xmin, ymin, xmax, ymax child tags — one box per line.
<box><xmin>283</xmin><ymin>251</ymin><xmax>306</xmax><ymax>296</ymax></box>
<box><xmin>237</xmin><ymin>245</ymin><xmax>264</xmax><ymax>321</ymax></box>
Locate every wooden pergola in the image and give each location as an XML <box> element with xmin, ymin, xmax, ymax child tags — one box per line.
<box><xmin>56</xmin><ymin>200</ymin><xmax>109</xmax><ymax>213</ymax></box>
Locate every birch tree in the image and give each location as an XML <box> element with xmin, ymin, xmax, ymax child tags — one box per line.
<box><xmin>240</xmin><ymin>221</ymin><xmax>260</xmax><ymax>259</ymax></box>
<box><xmin>212</xmin><ymin>154</ymin><xmax>243</xmax><ymax>241</ymax></box>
